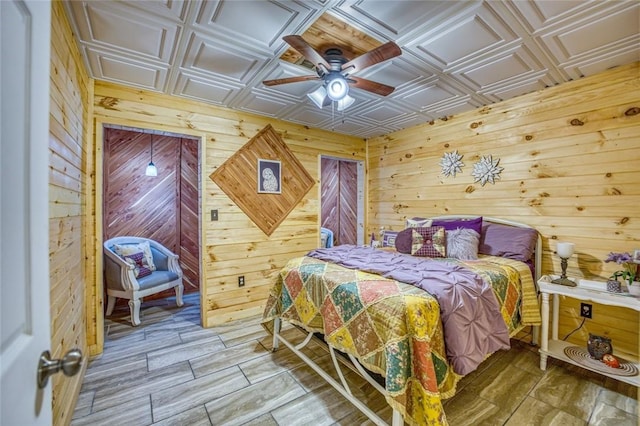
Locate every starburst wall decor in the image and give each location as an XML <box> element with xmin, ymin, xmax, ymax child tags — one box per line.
<box><xmin>471</xmin><ymin>155</ymin><xmax>503</xmax><ymax>186</ymax></box>
<box><xmin>440</xmin><ymin>150</ymin><xmax>464</xmax><ymax>177</ymax></box>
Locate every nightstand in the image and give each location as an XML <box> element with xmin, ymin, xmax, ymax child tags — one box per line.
<box><xmin>537</xmin><ymin>276</ymin><xmax>640</xmax><ymax>387</ymax></box>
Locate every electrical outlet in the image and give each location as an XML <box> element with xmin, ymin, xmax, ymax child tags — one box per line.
<box><xmin>238</xmin><ymin>276</ymin><xmax>245</xmax><ymax>287</ymax></box>
<box><xmin>580</xmin><ymin>303</ymin><xmax>592</xmax><ymax>319</ymax></box>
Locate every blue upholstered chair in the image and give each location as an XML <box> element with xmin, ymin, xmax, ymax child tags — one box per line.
<box><xmin>320</xmin><ymin>227</ymin><xmax>334</xmax><ymax>248</ymax></box>
<box><xmin>103</xmin><ymin>236</ymin><xmax>183</xmax><ymax>326</ymax></box>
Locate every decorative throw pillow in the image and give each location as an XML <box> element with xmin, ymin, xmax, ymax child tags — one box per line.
<box><xmin>410</xmin><ymin>226</ymin><xmax>446</xmax><ymax>257</ymax></box>
<box><xmin>405</xmin><ymin>217</ymin><xmax>433</xmax><ymax>228</ymax></box>
<box><xmin>381</xmin><ymin>230</ymin><xmax>399</xmax><ymax>248</ymax></box>
<box><xmin>123</xmin><ymin>252</ymin><xmax>153</xmax><ymax>278</ymax></box>
<box><xmin>479</xmin><ymin>222</ymin><xmax>538</xmax><ymax>262</ymax></box>
<box><xmin>114</xmin><ymin>241</ymin><xmax>156</xmax><ymax>272</ymax></box>
<box><xmin>446</xmin><ymin>228</ymin><xmax>480</xmax><ymax>260</ymax></box>
<box><xmin>431</xmin><ymin>216</ymin><xmax>483</xmax><ymax>236</ymax></box>
<box><xmin>395</xmin><ymin>228</ymin><xmax>413</xmax><ymax>253</ymax></box>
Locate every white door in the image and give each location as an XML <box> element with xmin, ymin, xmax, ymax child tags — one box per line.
<box><xmin>1</xmin><ymin>1</ymin><xmax>53</xmax><ymax>425</ymax></box>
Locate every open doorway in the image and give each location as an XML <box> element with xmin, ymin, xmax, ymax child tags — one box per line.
<box><xmin>102</xmin><ymin>125</ymin><xmax>201</xmax><ymax>301</ymax></box>
<box><xmin>320</xmin><ymin>156</ymin><xmax>365</xmax><ymax>246</ymax></box>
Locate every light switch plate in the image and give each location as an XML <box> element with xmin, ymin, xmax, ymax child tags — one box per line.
<box><xmin>211</xmin><ymin>209</ymin><xmax>218</xmax><ymax>221</ymax></box>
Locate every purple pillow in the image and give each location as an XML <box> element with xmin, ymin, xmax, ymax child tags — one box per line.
<box><xmin>395</xmin><ymin>228</ymin><xmax>413</xmax><ymax>253</ymax></box>
<box><xmin>479</xmin><ymin>222</ymin><xmax>538</xmax><ymax>263</ymax></box>
<box><xmin>431</xmin><ymin>216</ymin><xmax>483</xmax><ymax>236</ymax></box>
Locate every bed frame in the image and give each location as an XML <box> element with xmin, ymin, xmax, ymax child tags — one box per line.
<box><xmin>271</xmin><ymin>216</ymin><xmax>542</xmax><ymax>425</ymax></box>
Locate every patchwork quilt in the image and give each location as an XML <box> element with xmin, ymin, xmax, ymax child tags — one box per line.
<box><xmin>262</xmin><ymin>248</ymin><xmax>540</xmax><ymax>426</ymax></box>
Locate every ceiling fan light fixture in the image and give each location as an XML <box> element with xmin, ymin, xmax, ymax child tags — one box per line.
<box><xmin>337</xmin><ymin>94</ymin><xmax>355</xmax><ymax>111</ymax></box>
<box><xmin>307</xmin><ymin>86</ymin><xmax>327</xmax><ymax>108</ymax></box>
<box><xmin>326</xmin><ymin>74</ymin><xmax>348</xmax><ymax>101</ymax></box>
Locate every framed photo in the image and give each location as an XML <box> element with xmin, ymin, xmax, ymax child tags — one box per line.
<box><xmin>257</xmin><ymin>159</ymin><xmax>281</xmax><ymax>194</ymax></box>
<box><xmin>634</xmin><ymin>249</ymin><xmax>640</xmax><ymax>263</ymax></box>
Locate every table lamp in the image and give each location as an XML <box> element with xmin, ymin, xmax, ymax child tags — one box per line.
<box><xmin>552</xmin><ymin>242</ymin><xmax>576</xmax><ymax>286</ymax></box>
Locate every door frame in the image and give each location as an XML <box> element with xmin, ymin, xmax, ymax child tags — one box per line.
<box><xmin>318</xmin><ymin>155</ymin><xmax>365</xmax><ymax>246</ymax></box>
<box><xmin>91</xmin><ymin>119</ymin><xmax>206</xmax><ymax>354</ymax></box>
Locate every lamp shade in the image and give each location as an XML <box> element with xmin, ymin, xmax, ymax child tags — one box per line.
<box><xmin>326</xmin><ymin>74</ymin><xmax>348</xmax><ymax>101</ymax></box>
<box><xmin>307</xmin><ymin>86</ymin><xmax>327</xmax><ymax>109</ymax></box>
<box><xmin>145</xmin><ymin>162</ymin><xmax>158</xmax><ymax>177</ymax></box>
<box><xmin>556</xmin><ymin>242</ymin><xmax>574</xmax><ymax>258</ymax></box>
<box><xmin>336</xmin><ymin>94</ymin><xmax>355</xmax><ymax>111</ymax></box>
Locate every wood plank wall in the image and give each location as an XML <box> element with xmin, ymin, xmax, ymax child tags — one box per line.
<box><xmin>367</xmin><ymin>62</ymin><xmax>640</xmax><ymax>360</ymax></box>
<box><xmin>49</xmin><ymin>1</ymin><xmax>94</xmax><ymax>424</ymax></box>
<box><xmin>92</xmin><ymin>82</ymin><xmax>366</xmax><ymax>327</ymax></box>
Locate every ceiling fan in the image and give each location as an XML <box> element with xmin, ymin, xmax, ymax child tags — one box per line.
<box><xmin>263</xmin><ymin>35</ymin><xmax>402</xmax><ymax>111</ymax></box>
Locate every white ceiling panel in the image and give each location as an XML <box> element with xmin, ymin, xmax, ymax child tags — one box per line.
<box><xmin>334</xmin><ymin>0</ymin><xmax>453</xmax><ymax>39</ymax></box>
<box><xmin>399</xmin><ymin>83</ymin><xmax>463</xmax><ymax>112</ymax></box>
<box><xmin>126</xmin><ymin>0</ymin><xmax>189</xmax><ymax>22</ymax></box>
<box><xmin>236</xmin><ymin>90</ymin><xmax>299</xmax><ymax>117</ymax></box>
<box><xmin>173</xmin><ymin>72</ymin><xmax>242</xmax><ymax>105</ymax></box>
<box><xmin>193</xmin><ymin>0</ymin><xmax>317</xmax><ymax>51</ymax></box>
<box><xmin>509</xmin><ymin>0</ymin><xmax>594</xmax><ymax>32</ymax></box>
<box><xmin>540</xmin><ymin>5</ymin><xmax>640</xmax><ymax>64</ymax></box>
<box><xmin>64</xmin><ymin>0</ymin><xmax>640</xmax><ymax>138</ymax></box>
<box><xmin>182</xmin><ymin>32</ymin><xmax>267</xmax><ymax>83</ymax></box>
<box><xmin>85</xmin><ymin>48</ymin><xmax>168</xmax><ymax>91</ymax></box>
<box><xmin>67</xmin><ymin>1</ymin><xmax>180</xmax><ymax>63</ymax></box>
<box><xmin>408</xmin><ymin>3</ymin><xmax>519</xmax><ymax>71</ymax></box>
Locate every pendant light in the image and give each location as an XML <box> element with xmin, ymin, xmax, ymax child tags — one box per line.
<box><xmin>145</xmin><ymin>134</ymin><xmax>158</xmax><ymax>177</ymax></box>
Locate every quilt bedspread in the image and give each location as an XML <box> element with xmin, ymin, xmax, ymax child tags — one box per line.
<box><xmin>261</xmin><ymin>250</ymin><xmax>539</xmax><ymax>426</ymax></box>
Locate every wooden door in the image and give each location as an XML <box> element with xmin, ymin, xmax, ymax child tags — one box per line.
<box><xmin>1</xmin><ymin>1</ymin><xmax>53</xmax><ymax>424</ymax></box>
<box><xmin>321</xmin><ymin>157</ymin><xmax>358</xmax><ymax>245</ymax></box>
<box><xmin>103</xmin><ymin>129</ymin><xmax>200</xmax><ymax>294</ymax></box>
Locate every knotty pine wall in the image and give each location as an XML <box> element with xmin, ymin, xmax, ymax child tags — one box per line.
<box><xmin>367</xmin><ymin>62</ymin><xmax>640</xmax><ymax>360</ymax></box>
<box><xmin>49</xmin><ymin>1</ymin><xmax>95</xmax><ymax>424</ymax></box>
<box><xmin>92</xmin><ymin>81</ymin><xmax>365</xmax><ymax>327</ymax></box>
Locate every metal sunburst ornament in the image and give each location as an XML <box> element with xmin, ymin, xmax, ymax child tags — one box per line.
<box><xmin>440</xmin><ymin>150</ymin><xmax>464</xmax><ymax>177</ymax></box>
<box><xmin>471</xmin><ymin>155</ymin><xmax>503</xmax><ymax>186</ymax></box>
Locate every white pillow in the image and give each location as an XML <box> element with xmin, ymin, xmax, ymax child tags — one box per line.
<box><xmin>113</xmin><ymin>241</ymin><xmax>156</xmax><ymax>272</ymax></box>
<box><xmin>405</xmin><ymin>217</ymin><xmax>432</xmax><ymax>228</ymax></box>
<box><xmin>446</xmin><ymin>228</ymin><xmax>480</xmax><ymax>260</ymax></box>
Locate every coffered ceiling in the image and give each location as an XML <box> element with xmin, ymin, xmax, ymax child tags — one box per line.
<box><xmin>64</xmin><ymin>0</ymin><xmax>639</xmax><ymax>138</ymax></box>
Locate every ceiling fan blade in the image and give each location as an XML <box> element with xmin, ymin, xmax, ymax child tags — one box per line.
<box><xmin>341</xmin><ymin>41</ymin><xmax>401</xmax><ymax>75</ymax></box>
<box><xmin>349</xmin><ymin>76</ymin><xmax>396</xmax><ymax>96</ymax></box>
<box><xmin>263</xmin><ymin>75</ymin><xmax>321</xmax><ymax>86</ymax></box>
<box><xmin>283</xmin><ymin>35</ymin><xmax>331</xmax><ymax>71</ymax></box>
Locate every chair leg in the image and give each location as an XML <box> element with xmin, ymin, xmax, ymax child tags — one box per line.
<box><xmin>128</xmin><ymin>299</ymin><xmax>141</xmax><ymax>326</ymax></box>
<box><xmin>106</xmin><ymin>295</ymin><xmax>116</xmax><ymax>316</ymax></box>
<box><xmin>175</xmin><ymin>284</ymin><xmax>184</xmax><ymax>307</ymax></box>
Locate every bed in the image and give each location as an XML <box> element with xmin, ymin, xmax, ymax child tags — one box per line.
<box><xmin>262</xmin><ymin>216</ymin><xmax>542</xmax><ymax>425</ymax></box>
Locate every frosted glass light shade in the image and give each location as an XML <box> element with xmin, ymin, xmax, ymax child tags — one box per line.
<box><xmin>556</xmin><ymin>242</ymin><xmax>574</xmax><ymax>258</ymax></box>
<box><xmin>326</xmin><ymin>75</ymin><xmax>348</xmax><ymax>101</ymax></box>
<box><xmin>307</xmin><ymin>86</ymin><xmax>327</xmax><ymax>108</ymax></box>
<box><xmin>145</xmin><ymin>162</ymin><xmax>157</xmax><ymax>177</ymax></box>
<box><xmin>337</xmin><ymin>94</ymin><xmax>355</xmax><ymax>111</ymax></box>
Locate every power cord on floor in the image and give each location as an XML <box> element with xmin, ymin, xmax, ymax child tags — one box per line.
<box><xmin>563</xmin><ymin>317</ymin><xmax>586</xmax><ymax>341</ymax></box>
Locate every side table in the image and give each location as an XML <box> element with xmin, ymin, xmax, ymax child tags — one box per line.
<box><xmin>537</xmin><ymin>276</ymin><xmax>640</xmax><ymax>387</ymax></box>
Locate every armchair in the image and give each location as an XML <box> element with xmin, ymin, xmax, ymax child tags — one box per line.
<box><xmin>103</xmin><ymin>236</ymin><xmax>184</xmax><ymax>326</ymax></box>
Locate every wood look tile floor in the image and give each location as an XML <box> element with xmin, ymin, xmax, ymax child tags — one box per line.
<box><xmin>72</xmin><ymin>294</ymin><xmax>638</xmax><ymax>425</ymax></box>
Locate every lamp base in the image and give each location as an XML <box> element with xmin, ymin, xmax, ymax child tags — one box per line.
<box><xmin>551</xmin><ymin>277</ymin><xmax>577</xmax><ymax>287</ymax></box>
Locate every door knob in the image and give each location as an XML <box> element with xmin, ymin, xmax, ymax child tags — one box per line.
<box><xmin>37</xmin><ymin>349</ymin><xmax>83</xmax><ymax>389</ymax></box>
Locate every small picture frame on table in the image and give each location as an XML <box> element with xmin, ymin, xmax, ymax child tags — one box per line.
<box><xmin>257</xmin><ymin>159</ymin><xmax>281</xmax><ymax>194</ymax></box>
<box><xmin>633</xmin><ymin>249</ymin><xmax>640</xmax><ymax>263</ymax></box>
